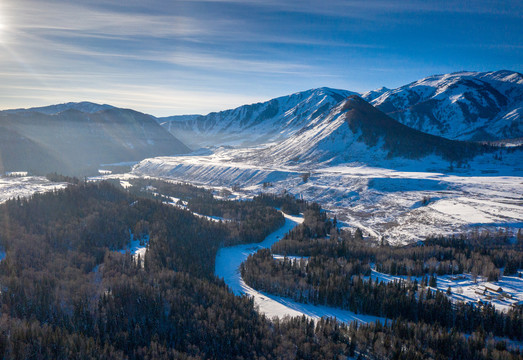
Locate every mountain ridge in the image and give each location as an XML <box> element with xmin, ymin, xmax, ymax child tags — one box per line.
<box><xmin>246</xmin><ymin>95</ymin><xmax>486</xmax><ymax>167</ymax></box>
<box><xmin>158</xmin><ymin>70</ymin><xmax>522</xmax><ymax>145</ymax></box>
<box><xmin>370</xmin><ymin>70</ymin><xmax>523</xmax><ymax>141</ymax></box>
<box><xmin>5</xmin><ymin>69</ymin><xmax>521</xmax><ymax>146</ymax></box>
<box><xmin>2</xmin><ymin>101</ymin><xmax>116</xmax><ymax>115</ymax></box>
<box><xmin>158</xmin><ymin>87</ymin><xmax>357</xmax><ymax>149</ymax></box>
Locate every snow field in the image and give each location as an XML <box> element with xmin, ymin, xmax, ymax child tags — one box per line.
<box><xmin>0</xmin><ymin>176</ymin><xmax>68</xmax><ymax>204</ymax></box>
<box><xmin>133</xmin><ymin>155</ymin><xmax>522</xmax><ymax>244</ymax></box>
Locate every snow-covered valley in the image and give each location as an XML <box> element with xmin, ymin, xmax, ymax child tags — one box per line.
<box><xmin>132</xmin><ymin>150</ymin><xmax>522</xmax><ymax>245</ymax></box>
<box><xmin>1</xmin><ymin>72</ymin><xmax>521</xmax><ymax>354</ymax></box>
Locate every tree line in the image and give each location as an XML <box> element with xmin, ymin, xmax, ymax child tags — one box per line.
<box><xmin>242</xmin><ymin>204</ymin><xmax>522</xmax><ymax>341</ymax></box>
<box><xmin>272</xmin><ymin>209</ymin><xmax>522</xmax><ymax>281</ymax></box>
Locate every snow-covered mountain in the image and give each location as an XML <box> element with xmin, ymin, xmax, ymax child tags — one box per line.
<box><xmin>361</xmin><ymin>87</ymin><xmax>390</xmax><ymax>102</ymax></box>
<box><xmin>247</xmin><ymin>95</ymin><xmax>484</xmax><ymax>167</ymax></box>
<box><xmin>160</xmin><ymin>71</ymin><xmax>522</xmax><ymax>147</ymax></box>
<box><xmin>3</xmin><ymin>101</ymin><xmax>115</xmax><ymax>115</ymax></box>
<box><xmin>371</xmin><ymin>70</ymin><xmax>523</xmax><ymax>141</ymax></box>
<box><xmin>159</xmin><ymin>87</ymin><xmax>356</xmax><ymax>149</ymax></box>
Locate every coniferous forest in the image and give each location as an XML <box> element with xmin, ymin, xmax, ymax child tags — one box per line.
<box><xmin>0</xmin><ymin>181</ymin><xmax>520</xmax><ymax>359</ymax></box>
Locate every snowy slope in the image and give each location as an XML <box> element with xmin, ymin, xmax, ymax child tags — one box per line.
<box><xmin>132</xmin><ymin>153</ymin><xmax>522</xmax><ymax>244</ymax></box>
<box><xmin>246</xmin><ymin>98</ymin><xmax>382</xmax><ymax>166</ymax></box>
<box><xmin>371</xmin><ymin>70</ymin><xmax>523</xmax><ymax>141</ymax></box>
<box><xmin>361</xmin><ymin>87</ymin><xmax>390</xmax><ymax>102</ymax></box>
<box><xmin>159</xmin><ymin>87</ymin><xmax>356</xmax><ymax>149</ymax></box>
<box><xmin>3</xmin><ymin>101</ymin><xmax>115</xmax><ymax>115</ymax></box>
<box><xmin>246</xmin><ymin>96</ymin><xmax>486</xmax><ymax>167</ymax></box>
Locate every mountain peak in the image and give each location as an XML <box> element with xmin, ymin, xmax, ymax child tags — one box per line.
<box><xmin>161</xmin><ymin>87</ymin><xmax>357</xmax><ymax>148</ymax></box>
<box><xmin>340</xmin><ymin>95</ymin><xmax>377</xmax><ymax>113</ymax></box>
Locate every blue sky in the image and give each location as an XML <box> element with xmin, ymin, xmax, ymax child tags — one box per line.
<box><xmin>0</xmin><ymin>0</ymin><xmax>521</xmax><ymax>116</ymax></box>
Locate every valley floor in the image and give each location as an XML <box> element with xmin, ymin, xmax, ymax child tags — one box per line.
<box><xmin>2</xmin><ymin>158</ymin><xmax>521</xmax><ymax>321</ymax></box>
<box><xmin>132</xmin><ymin>152</ymin><xmax>523</xmax><ymax>244</ymax></box>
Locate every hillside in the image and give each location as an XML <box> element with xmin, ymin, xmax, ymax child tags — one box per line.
<box><xmin>370</xmin><ymin>70</ymin><xmax>523</xmax><ymax>141</ymax></box>
<box><xmin>250</xmin><ymin>95</ymin><xmax>486</xmax><ymax>166</ymax></box>
<box><xmin>0</xmin><ymin>107</ymin><xmax>190</xmax><ymax>174</ymax></box>
<box><xmin>159</xmin><ymin>87</ymin><xmax>356</xmax><ymax>149</ymax></box>
<box><xmin>0</xmin><ymin>126</ymin><xmax>68</xmax><ymax>174</ymax></box>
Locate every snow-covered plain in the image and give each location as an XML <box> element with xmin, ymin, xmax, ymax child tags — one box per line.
<box><xmin>215</xmin><ymin>213</ymin><xmax>383</xmax><ymax>324</ymax></box>
<box><xmin>0</xmin><ymin>176</ymin><xmax>67</xmax><ymax>204</ymax></box>
<box><xmin>133</xmin><ymin>151</ymin><xmax>522</xmax><ymax>245</ymax></box>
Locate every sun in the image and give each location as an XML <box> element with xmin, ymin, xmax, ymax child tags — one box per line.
<box><xmin>0</xmin><ymin>9</ymin><xmax>6</xmax><ymax>37</ymax></box>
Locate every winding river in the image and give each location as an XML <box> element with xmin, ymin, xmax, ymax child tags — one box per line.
<box><xmin>214</xmin><ymin>213</ymin><xmax>381</xmax><ymax>324</ymax></box>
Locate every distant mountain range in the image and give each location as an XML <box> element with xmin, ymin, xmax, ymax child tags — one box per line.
<box><xmin>1</xmin><ymin>70</ymin><xmax>521</xmax><ymax>175</ymax></box>
<box><xmin>0</xmin><ymin>106</ymin><xmax>189</xmax><ymax>174</ymax></box>
<box><xmin>161</xmin><ymin>70</ymin><xmax>522</xmax><ymax>147</ymax></box>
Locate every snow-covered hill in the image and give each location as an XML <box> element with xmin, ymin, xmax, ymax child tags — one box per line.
<box><xmin>243</xmin><ymin>96</ymin><xmax>485</xmax><ymax>167</ymax></box>
<box><xmin>3</xmin><ymin>101</ymin><xmax>115</xmax><ymax>115</ymax></box>
<box><xmin>159</xmin><ymin>87</ymin><xmax>356</xmax><ymax>149</ymax></box>
<box><xmin>371</xmin><ymin>70</ymin><xmax>523</xmax><ymax>141</ymax></box>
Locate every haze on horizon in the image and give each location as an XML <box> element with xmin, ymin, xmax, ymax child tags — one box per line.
<box><xmin>0</xmin><ymin>0</ymin><xmax>521</xmax><ymax>117</ymax></box>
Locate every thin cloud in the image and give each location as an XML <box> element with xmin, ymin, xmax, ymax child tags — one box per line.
<box><xmin>10</xmin><ymin>8</ymin><xmax>205</xmax><ymax>39</ymax></box>
<box><xmin>0</xmin><ymin>82</ymin><xmax>269</xmax><ymax>116</ymax></box>
<box><xmin>3</xmin><ymin>27</ymin><xmax>319</xmax><ymax>77</ymax></box>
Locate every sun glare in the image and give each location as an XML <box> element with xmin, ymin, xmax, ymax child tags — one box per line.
<box><xmin>0</xmin><ymin>7</ymin><xmax>5</xmax><ymax>35</ymax></box>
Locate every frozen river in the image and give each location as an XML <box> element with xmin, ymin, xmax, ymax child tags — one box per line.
<box><xmin>214</xmin><ymin>212</ymin><xmax>382</xmax><ymax>324</ymax></box>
